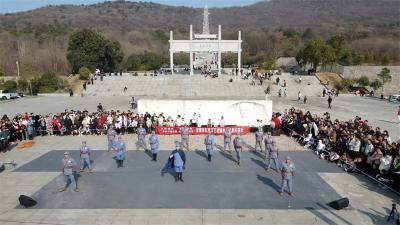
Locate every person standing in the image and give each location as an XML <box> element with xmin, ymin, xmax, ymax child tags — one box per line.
<box><xmin>303</xmin><ymin>96</ymin><xmax>308</xmax><ymax>104</ymax></box>
<box><xmin>328</xmin><ymin>95</ymin><xmax>333</xmax><ymax>109</ymax></box>
<box><xmin>204</xmin><ymin>131</ymin><xmax>215</xmax><ymax>162</ymax></box>
<box><xmin>79</xmin><ymin>141</ymin><xmax>92</xmax><ymax>173</ymax></box>
<box><xmin>264</xmin><ymin>132</ymin><xmax>273</xmax><ymax>161</ymax></box>
<box><xmin>59</xmin><ymin>152</ymin><xmax>79</xmax><ymax>192</ymax></box>
<box><xmin>322</xmin><ymin>89</ymin><xmax>326</xmax><ymax>97</ymax></box>
<box><xmin>297</xmin><ymin>91</ymin><xmax>302</xmax><ymax>102</ymax></box>
<box><xmin>149</xmin><ymin>131</ymin><xmax>159</xmax><ymax>162</ymax></box>
<box><xmin>266</xmin><ymin>140</ymin><xmax>279</xmax><ymax>171</ymax></box>
<box><xmin>107</xmin><ymin>125</ymin><xmax>117</xmax><ymax>151</ymax></box>
<box><xmin>233</xmin><ymin>134</ymin><xmax>244</xmax><ymax>166</ymax></box>
<box><xmin>180</xmin><ymin>124</ymin><xmax>190</xmax><ymax>151</ymax></box>
<box><xmin>113</xmin><ymin>136</ymin><xmax>126</xmax><ymax>168</ymax></box>
<box><xmin>223</xmin><ymin>128</ymin><xmax>232</xmax><ymax>151</ymax></box>
<box><xmin>279</xmin><ymin>156</ymin><xmax>295</xmax><ymax>196</ymax></box>
<box><xmin>136</xmin><ymin>124</ymin><xmax>147</xmax><ymax>151</ymax></box>
<box><xmin>173</xmin><ymin>147</ymin><xmax>185</xmax><ymax>182</ymax></box>
<box><xmin>255</xmin><ymin>129</ymin><xmax>264</xmax><ymax>152</ymax></box>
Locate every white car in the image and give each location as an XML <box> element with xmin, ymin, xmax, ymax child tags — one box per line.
<box><xmin>388</xmin><ymin>94</ymin><xmax>400</xmax><ymax>103</ymax></box>
<box><xmin>0</xmin><ymin>90</ymin><xmax>19</xmax><ymax>100</ymax></box>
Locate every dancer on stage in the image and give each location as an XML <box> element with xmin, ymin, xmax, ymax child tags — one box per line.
<box><xmin>233</xmin><ymin>134</ymin><xmax>245</xmax><ymax>166</ymax></box>
<box><xmin>266</xmin><ymin>140</ymin><xmax>279</xmax><ymax>171</ymax></box>
<box><xmin>180</xmin><ymin>124</ymin><xmax>190</xmax><ymax>151</ymax></box>
<box><xmin>107</xmin><ymin>125</ymin><xmax>117</xmax><ymax>151</ymax></box>
<box><xmin>264</xmin><ymin>132</ymin><xmax>273</xmax><ymax>165</ymax></box>
<box><xmin>223</xmin><ymin>128</ymin><xmax>232</xmax><ymax>152</ymax></box>
<box><xmin>79</xmin><ymin>141</ymin><xmax>93</xmax><ymax>173</ymax></box>
<box><xmin>136</xmin><ymin>124</ymin><xmax>147</xmax><ymax>151</ymax></box>
<box><xmin>204</xmin><ymin>131</ymin><xmax>215</xmax><ymax>162</ymax></box>
<box><xmin>255</xmin><ymin>128</ymin><xmax>264</xmax><ymax>152</ymax></box>
<box><xmin>161</xmin><ymin>144</ymin><xmax>186</xmax><ymax>182</ymax></box>
<box><xmin>279</xmin><ymin>156</ymin><xmax>295</xmax><ymax>196</ymax></box>
<box><xmin>59</xmin><ymin>152</ymin><xmax>79</xmax><ymax>192</ymax></box>
<box><xmin>149</xmin><ymin>130</ymin><xmax>160</xmax><ymax>161</ymax></box>
<box><xmin>113</xmin><ymin>136</ymin><xmax>126</xmax><ymax>168</ymax></box>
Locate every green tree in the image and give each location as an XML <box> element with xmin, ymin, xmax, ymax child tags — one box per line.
<box><xmin>327</xmin><ymin>35</ymin><xmax>345</xmax><ymax>58</ymax></box>
<box><xmin>261</xmin><ymin>58</ymin><xmax>276</xmax><ymax>70</ymax></box>
<box><xmin>296</xmin><ymin>39</ymin><xmax>335</xmax><ymax>70</ymax></box>
<box><xmin>370</xmin><ymin>79</ymin><xmax>383</xmax><ymax>91</ymax></box>
<box><xmin>30</xmin><ymin>73</ymin><xmax>62</xmax><ymax>94</ymax></box>
<box><xmin>79</xmin><ymin>67</ymin><xmax>91</xmax><ymax>80</ymax></box>
<box><xmin>377</xmin><ymin>67</ymin><xmax>391</xmax><ymax>93</ymax></box>
<box><xmin>381</xmin><ymin>55</ymin><xmax>390</xmax><ymax>66</ymax></box>
<box><xmin>0</xmin><ymin>80</ymin><xmax>17</xmax><ymax>91</ymax></box>
<box><xmin>17</xmin><ymin>79</ymin><xmax>29</xmax><ymax>92</ymax></box>
<box><xmin>67</xmin><ymin>29</ymin><xmax>124</xmax><ymax>73</ymax></box>
<box><xmin>357</xmin><ymin>76</ymin><xmax>370</xmax><ymax>87</ymax></box>
<box><xmin>341</xmin><ymin>78</ymin><xmax>354</xmax><ymax>91</ymax></box>
<box><xmin>126</xmin><ymin>55</ymin><xmax>142</xmax><ymax>70</ymax></box>
<box><xmin>321</xmin><ymin>45</ymin><xmax>337</xmax><ymax>68</ymax></box>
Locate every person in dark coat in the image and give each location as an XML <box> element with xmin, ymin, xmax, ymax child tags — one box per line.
<box><xmin>161</xmin><ymin>144</ymin><xmax>186</xmax><ymax>182</ymax></box>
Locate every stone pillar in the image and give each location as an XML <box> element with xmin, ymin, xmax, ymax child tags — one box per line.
<box><xmin>170</xmin><ymin>31</ymin><xmax>174</xmax><ymax>75</ymax></box>
<box><xmin>218</xmin><ymin>25</ymin><xmax>222</xmax><ymax>76</ymax></box>
<box><xmin>190</xmin><ymin>25</ymin><xmax>194</xmax><ymax>76</ymax></box>
<box><xmin>238</xmin><ymin>30</ymin><xmax>242</xmax><ymax>74</ymax></box>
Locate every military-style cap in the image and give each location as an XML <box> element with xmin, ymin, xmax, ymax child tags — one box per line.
<box><xmin>64</xmin><ymin>152</ymin><xmax>69</xmax><ymax>155</ymax></box>
<box><xmin>285</xmin><ymin>156</ymin><xmax>291</xmax><ymax>160</ymax></box>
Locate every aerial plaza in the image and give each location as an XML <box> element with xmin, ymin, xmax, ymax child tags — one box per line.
<box><xmin>0</xmin><ymin>1</ymin><xmax>399</xmax><ymax>225</ymax></box>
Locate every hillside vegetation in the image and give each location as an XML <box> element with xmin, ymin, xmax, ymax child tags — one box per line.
<box><xmin>0</xmin><ymin>0</ymin><xmax>399</xmax><ymax>77</ymax></box>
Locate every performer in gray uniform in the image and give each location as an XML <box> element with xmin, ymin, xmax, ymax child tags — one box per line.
<box><xmin>264</xmin><ymin>132</ymin><xmax>273</xmax><ymax>161</ymax></box>
<box><xmin>113</xmin><ymin>136</ymin><xmax>127</xmax><ymax>168</ymax></box>
<box><xmin>180</xmin><ymin>124</ymin><xmax>190</xmax><ymax>151</ymax></box>
<box><xmin>204</xmin><ymin>131</ymin><xmax>215</xmax><ymax>162</ymax></box>
<box><xmin>266</xmin><ymin>140</ymin><xmax>279</xmax><ymax>171</ymax></box>
<box><xmin>136</xmin><ymin>124</ymin><xmax>147</xmax><ymax>151</ymax></box>
<box><xmin>148</xmin><ymin>131</ymin><xmax>160</xmax><ymax>161</ymax></box>
<box><xmin>107</xmin><ymin>125</ymin><xmax>117</xmax><ymax>151</ymax></box>
<box><xmin>79</xmin><ymin>141</ymin><xmax>92</xmax><ymax>173</ymax></box>
<box><xmin>279</xmin><ymin>156</ymin><xmax>295</xmax><ymax>196</ymax></box>
<box><xmin>233</xmin><ymin>134</ymin><xmax>244</xmax><ymax>166</ymax></box>
<box><xmin>223</xmin><ymin>128</ymin><xmax>232</xmax><ymax>151</ymax></box>
<box><xmin>59</xmin><ymin>152</ymin><xmax>79</xmax><ymax>192</ymax></box>
<box><xmin>255</xmin><ymin>129</ymin><xmax>264</xmax><ymax>152</ymax></box>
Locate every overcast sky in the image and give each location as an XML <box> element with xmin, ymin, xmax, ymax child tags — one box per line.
<box><xmin>0</xmin><ymin>0</ymin><xmax>262</xmax><ymax>13</ymax></box>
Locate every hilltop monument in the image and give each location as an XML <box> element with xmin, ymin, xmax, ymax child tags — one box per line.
<box><xmin>169</xmin><ymin>5</ymin><xmax>242</xmax><ymax>75</ymax></box>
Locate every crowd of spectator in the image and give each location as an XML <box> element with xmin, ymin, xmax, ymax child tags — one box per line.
<box><xmin>278</xmin><ymin>107</ymin><xmax>400</xmax><ymax>192</ymax></box>
<box><xmin>0</xmin><ymin>106</ymin><xmax>231</xmax><ymax>152</ymax></box>
<box><xmin>1</xmin><ymin>105</ymin><xmax>399</xmax><ymax>192</ymax></box>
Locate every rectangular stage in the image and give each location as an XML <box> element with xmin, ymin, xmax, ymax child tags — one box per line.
<box><xmin>137</xmin><ymin>97</ymin><xmax>273</xmax><ymax>126</ymax></box>
<box><xmin>16</xmin><ymin>150</ymin><xmax>344</xmax><ymax>209</ymax></box>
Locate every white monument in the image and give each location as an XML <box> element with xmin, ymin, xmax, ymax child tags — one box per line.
<box><xmin>169</xmin><ymin>5</ymin><xmax>242</xmax><ymax>75</ymax></box>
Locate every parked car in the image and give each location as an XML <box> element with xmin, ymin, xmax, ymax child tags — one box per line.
<box><xmin>389</xmin><ymin>94</ymin><xmax>400</xmax><ymax>103</ymax></box>
<box><xmin>0</xmin><ymin>90</ymin><xmax>19</xmax><ymax>100</ymax></box>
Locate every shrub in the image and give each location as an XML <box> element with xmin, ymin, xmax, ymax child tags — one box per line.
<box><xmin>38</xmin><ymin>86</ymin><xmax>56</xmax><ymax>93</ymax></box>
<box><xmin>357</xmin><ymin>76</ymin><xmax>370</xmax><ymax>87</ymax></box>
<box><xmin>79</xmin><ymin>66</ymin><xmax>91</xmax><ymax>80</ymax></box>
<box><xmin>341</xmin><ymin>78</ymin><xmax>354</xmax><ymax>90</ymax></box>
<box><xmin>0</xmin><ymin>80</ymin><xmax>17</xmax><ymax>91</ymax></box>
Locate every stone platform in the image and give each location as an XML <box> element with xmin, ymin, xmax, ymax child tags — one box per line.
<box><xmin>17</xmin><ymin>150</ymin><xmax>342</xmax><ymax>210</ymax></box>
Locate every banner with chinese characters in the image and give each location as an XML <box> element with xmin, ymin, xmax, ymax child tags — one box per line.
<box><xmin>155</xmin><ymin>126</ymin><xmax>250</xmax><ymax>135</ymax></box>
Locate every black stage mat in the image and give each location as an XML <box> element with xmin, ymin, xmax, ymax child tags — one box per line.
<box><xmin>15</xmin><ymin>150</ymin><xmax>345</xmax><ymax>209</ymax></box>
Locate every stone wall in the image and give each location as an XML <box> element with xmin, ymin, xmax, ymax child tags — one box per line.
<box><xmin>320</xmin><ymin>65</ymin><xmax>400</xmax><ymax>95</ymax></box>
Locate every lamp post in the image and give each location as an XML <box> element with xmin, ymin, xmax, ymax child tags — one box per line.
<box><xmin>16</xmin><ymin>61</ymin><xmax>20</xmax><ymax>78</ymax></box>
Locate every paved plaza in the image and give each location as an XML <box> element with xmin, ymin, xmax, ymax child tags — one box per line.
<box><xmin>0</xmin><ymin>134</ymin><xmax>399</xmax><ymax>225</ymax></box>
<box><xmin>0</xmin><ymin>74</ymin><xmax>399</xmax><ymax>225</ymax></box>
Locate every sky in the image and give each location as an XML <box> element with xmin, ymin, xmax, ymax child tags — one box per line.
<box><xmin>0</xmin><ymin>0</ymin><xmax>262</xmax><ymax>14</ymax></box>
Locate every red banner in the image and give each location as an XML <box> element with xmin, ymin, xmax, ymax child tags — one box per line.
<box><xmin>155</xmin><ymin>126</ymin><xmax>250</xmax><ymax>135</ymax></box>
